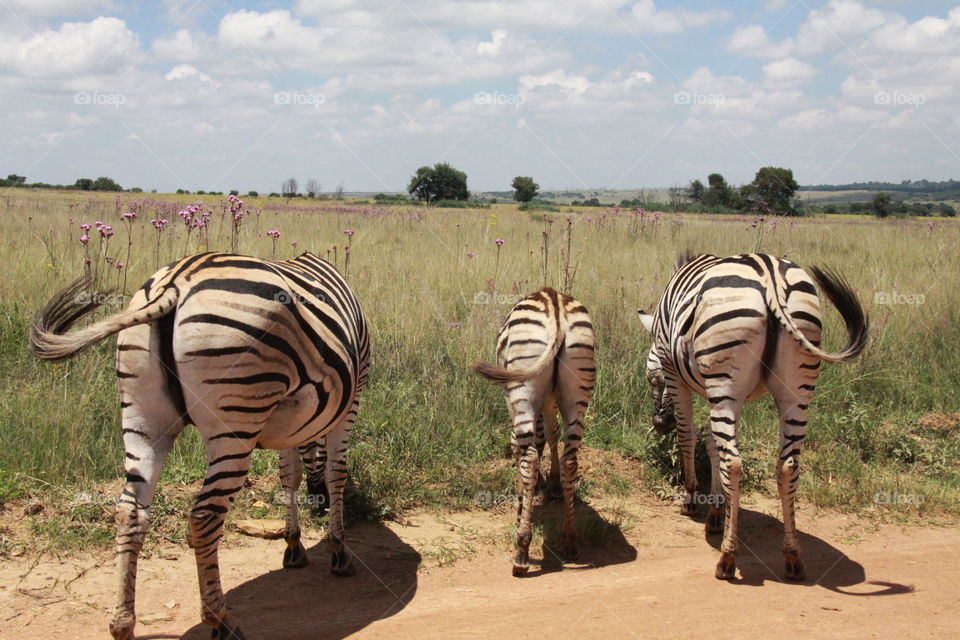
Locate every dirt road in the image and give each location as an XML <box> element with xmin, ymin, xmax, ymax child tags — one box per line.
<box><xmin>2</xmin><ymin>496</ymin><xmax>957</xmax><ymax>639</ymax></box>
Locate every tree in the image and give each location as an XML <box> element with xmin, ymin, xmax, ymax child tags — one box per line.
<box><xmin>247</xmin><ymin>190</ymin><xmax>259</xmax><ymax>197</ymax></box>
<box><xmin>687</xmin><ymin>179</ymin><xmax>704</xmax><ymax>202</ymax></box>
<box><xmin>407</xmin><ymin>162</ymin><xmax>469</xmax><ymax>202</ymax></box>
<box><xmin>704</xmin><ymin>173</ymin><xmax>733</xmax><ymax>207</ymax></box>
<box><xmin>304</xmin><ymin>178</ymin><xmax>321</xmax><ymax>198</ymax></box>
<box><xmin>668</xmin><ymin>184</ymin><xmax>686</xmax><ymax>211</ymax></box>
<box><xmin>91</xmin><ymin>176</ymin><xmax>123</xmax><ymax>191</ymax></box>
<box><xmin>281</xmin><ymin>177</ymin><xmax>298</xmax><ymax>198</ymax></box>
<box><xmin>750</xmin><ymin>166</ymin><xmax>799</xmax><ymax>215</ymax></box>
<box><xmin>511</xmin><ymin>176</ymin><xmax>539</xmax><ymax>204</ymax></box>
<box><xmin>74</xmin><ymin>178</ymin><xmax>93</xmax><ymax>191</ymax></box>
<box><xmin>871</xmin><ymin>192</ymin><xmax>893</xmax><ymax>218</ymax></box>
<box><xmin>7</xmin><ymin>174</ymin><xmax>26</xmax><ymax>185</ymax></box>
<box><xmin>333</xmin><ymin>181</ymin><xmax>344</xmax><ymax>201</ymax></box>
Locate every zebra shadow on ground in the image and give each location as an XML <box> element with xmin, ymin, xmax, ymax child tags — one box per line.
<box><xmin>522</xmin><ymin>497</ymin><xmax>638</xmax><ymax>577</ymax></box>
<box><xmin>694</xmin><ymin>507</ymin><xmax>914</xmax><ymax>595</ymax></box>
<box><xmin>180</xmin><ymin>521</ymin><xmax>421</xmax><ymax>640</ymax></box>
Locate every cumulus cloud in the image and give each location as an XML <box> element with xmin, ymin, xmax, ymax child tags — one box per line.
<box><xmin>0</xmin><ymin>16</ymin><xmax>139</xmax><ymax>77</ymax></box>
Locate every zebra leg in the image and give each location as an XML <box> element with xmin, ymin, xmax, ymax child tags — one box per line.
<box><xmin>325</xmin><ymin>418</ymin><xmax>355</xmax><ymax>577</ymax></box>
<box><xmin>772</xmin><ymin>383</ymin><xmax>814</xmax><ymax>581</ymax></box>
<box><xmin>299</xmin><ymin>439</ymin><xmax>328</xmax><ymax>516</ymax></box>
<box><xmin>704</xmin><ymin>429</ymin><xmax>724</xmax><ymax>534</ymax></box>
<box><xmin>557</xmin><ymin>393</ymin><xmax>586</xmax><ymax>560</ymax></box>
<box><xmin>280</xmin><ymin>449</ymin><xmax>308</xmax><ymax>569</ymax></box>
<box><xmin>109</xmin><ymin>426</ymin><xmax>179</xmax><ymax>640</ymax></box>
<box><xmin>534</xmin><ymin>411</ymin><xmax>547</xmax><ymax>493</ymax></box>
<box><xmin>189</xmin><ymin>446</ymin><xmax>253</xmax><ymax>639</ymax></box>
<box><xmin>672</xmin><ymin>387</ymin><xmax>698</xmax><ymax>516</ymax></box>
<box><xmin>710</xmin><ymin>398</ymin><xmax>744</xmax><ymax>580</ymax></box>
<box><xmin>543</xmin><ymin>395</ymin><xmax>563</xmax><ymax>501</ymax></box>
<box><xmin>511</xmin><ymin>400</ymin><xmax>540</xmax><ymax>576</ymax></box>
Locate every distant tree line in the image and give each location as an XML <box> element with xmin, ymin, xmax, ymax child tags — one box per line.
<box><xmin>1</xmin><ymin>173</ymin><xmax>127</xmax><ymax>191</ymax></box>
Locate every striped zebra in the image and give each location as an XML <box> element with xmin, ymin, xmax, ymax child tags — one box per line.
<box><xmin>30</xmin><ymin>251</ymin><xmax>370</xmax><ymax>640</ymax></box>
<box><xmin>472</xmin><ymin>288</ymin><xmax>595</xmax><ymax>576</ymax></box>
<box><xmin>637</xmin><ymin>253</ymin><xmax>867</xmax><ymax>581</ymax></box>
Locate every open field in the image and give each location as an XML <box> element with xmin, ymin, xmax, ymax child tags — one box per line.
<box><xmin>0</xmin><ymin>188</ymin><xmax>958</xmax><ymax>555</ymax></box>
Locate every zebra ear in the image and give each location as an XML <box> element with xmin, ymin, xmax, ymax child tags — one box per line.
<box><xmin>637</xmin><ymin>309</ymin><xmax>654</xmax><ymax>333</ymax></box>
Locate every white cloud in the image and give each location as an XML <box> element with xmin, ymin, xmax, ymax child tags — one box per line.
<box><xmin>727</xmin><ymin>24</ymin><xmax>794</xmax><ymax>59</ymax></box>
<box><xmin>519</xmin><ymin>69</ymin><xmax>590</xmax><ymax>94</ymax></box>
<box><xmin>763</xmin><ymin>57</ymin><xmax>817</xmax><ymax>87</ymax></box>
<box><xmin>0</xmin><ymin>17</ymin><xmax>139</xmax><ymax>77</ymax></box>
<box><xmin>630</xmin><ymin>0</ymin><xmax>731</xmax><ymax>34</ymax></box>
<box><xmin>795</xmin><ymin>0</ymin><xmax>889</xmax><ymax>55</ymax></box>
<box><xmin>478</xmin><ymin>29</ymin><xmax>507</xmax><ymax>56</ymax></box>
<box><xmin>0</xmin><ymin>0</ymin><xmax>115</xmax><ymax>18</ymax></box>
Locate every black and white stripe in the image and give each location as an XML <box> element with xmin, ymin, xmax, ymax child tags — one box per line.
<box><xmin>638</xmin><ymin>253</ymin><xmax>867</xmax><ymax>581</ymax></box>
<box><xmin>30</xmin><ymin>251</ymin><xmax>370</xmax><ymax>640</ymax></box>
<box><xmin>472</xmin><ymin>287</ymin><xmax>595</xmax><ymax>576</ymax></box>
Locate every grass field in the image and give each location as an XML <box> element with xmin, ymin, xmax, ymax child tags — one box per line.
<box><xmin>1</xmin><ymin>189</ymin><xmax>958</xmax><ymax>550</ymax></box>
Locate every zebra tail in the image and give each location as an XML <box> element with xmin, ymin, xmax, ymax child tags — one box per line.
<box><xmin>471</xmin><ymin>326</ymin><xmax>563</xmax><ymax>384</ymax></box>
<box><xmin>765</xmin><ymin>267</ymin><xmax>869</xmax><ymax>364</ymax></box>
<box><xmin>29</xmin><ymin>277</ymin><xmax>179</xmax><ymax>361</ymax></box>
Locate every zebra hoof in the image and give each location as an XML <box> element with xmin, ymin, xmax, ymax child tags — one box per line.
<box><xmin>705</xmin><ymin>508</ymin><xmax>724</xmax><ymax>534</ymax></box>
<box><xmin>512</xmin><ymin>549</ymin><xmax>530</xmax><ymax>576</ymax></box>
<box><xmin>330</xmin><ymin>550</ymin><xmax>356</xmax><ymax>577</ymax></box>
<box><xmin>784</xmin><ymin>554</ymin><xmax>806</xmax><ymax>581</ymax></box>
<box><xmin>211</xmin><ymin>622</ymin><xmax>247</xmax><ymax>640</ymax></box>
<box><xmin>715</xmin><ymin>552</ymin><xmax>737</xmax><ymax>580</ymax></box>
<box><xmin>108</xmin><ymin>611</ymin><xmax>135</xmax><ymax>640</ymax></box>
<box><xmin>283</xmin><ymin>541</ymin><xmax>309</xmax><ymax>569</ymax></box>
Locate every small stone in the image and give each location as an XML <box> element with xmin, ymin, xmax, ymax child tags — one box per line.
<box><xmin>233</xmin><ymin>519</ymin><xmax>286</xmax><ymax>539</ymax></box>
<box><xmin>139</xmin><ymin>612</ymin><xmax>172</xmax><ymax>625</ymax></box>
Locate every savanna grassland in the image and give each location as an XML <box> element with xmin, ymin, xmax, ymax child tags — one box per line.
<box><xmin>1</xmin><ymin>189</ymin><xmax>958</xmax><ymax>552</ymax></box>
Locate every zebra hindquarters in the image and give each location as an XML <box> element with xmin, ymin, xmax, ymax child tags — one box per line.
<box><xmin>110</xmin><ymin>322</ymin><xmax>188</xmax><ymax>640</ymax></box>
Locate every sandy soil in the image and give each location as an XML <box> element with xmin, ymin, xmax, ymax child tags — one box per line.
<box><xmin>1</xmin><ymin>495</ymin><xmax>958</xmax><ymax>640</ymax></box>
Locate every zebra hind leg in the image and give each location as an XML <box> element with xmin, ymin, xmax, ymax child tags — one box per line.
<box><xmin>325</xmin><ymin>419</ymin><xmax>356</xmax><ymax>576</ymax></box>
<box><xmin>188</xmin><ymin>441</ymin><xmax>253</xmax><ymax>639</ymax></box>
<box><xmin>299</xmin><ymin>439</ymin><xmax>329</xmax><ymax>516</ymax></box>
<box><xmin>542</xmin><ymin>395</ymin><xmax>563</xmax><ymax>502</ymax></box>
<box><xmin>672</xmin><ymin>388</ymin><xmax>698</xmax><ymax>517</ymax></box>
<box><xmin>704</xmin><ymin>430</ymin><xmax>724</xmax><ymax>534</ymax></box>
<box><xmin>109</xmin><ymin>426</ymin><xmax>180</xmax><ymax>640</ymax></box>
<box><xmin>709</xmin><ymin>397</ymin><xmax>745</xmax><ymax>581</ymax></box>
<box><xmin>510</xmin><ymin>397</ymin><xmax>541</xmax><ymax>576</ymax></box>
<box><xmin>772</xmin><ymin>382</ymin><xmax>814</xmax><ymax>581</ymax></box>
<box><xmin>280</xmin><ymin>449</ymin><xmax>308</xmax><ymax>569</ymax></box>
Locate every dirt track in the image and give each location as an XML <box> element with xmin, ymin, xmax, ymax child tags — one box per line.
<box><xmin>2</xmin><ymin>496</ymin><xmax>958</xmax><ymax>640</ymax></box>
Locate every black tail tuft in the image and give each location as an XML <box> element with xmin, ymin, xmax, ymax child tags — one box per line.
<box><xmin>809</xmin><ymin>265</ymin><xmax>869</xmax><ymax>362</ymax></box>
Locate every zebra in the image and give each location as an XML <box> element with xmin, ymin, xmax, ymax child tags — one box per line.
<box><xmin>637</xmin><ymin>253</ymin><xmax>867</xmax><ymax>581</ymax></box>
<box><xmin>472</xmin><ymin>287</ymin><xmax>595</xmax><ymax>576</ymax></box>
<box><xmin>29</xmin><ymin>251</ymin><xmax>370</xmax><ymax>640</ymax></box>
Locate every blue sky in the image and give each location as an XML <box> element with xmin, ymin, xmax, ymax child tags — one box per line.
<box><xmin>2</xmin><ymin>0</ymin><xmax>958</xmax><ymax>193</ymax></box>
